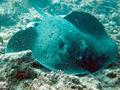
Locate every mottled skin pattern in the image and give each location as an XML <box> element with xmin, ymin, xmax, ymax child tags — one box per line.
<box><xmin>65</xmin><ymin>11</ymin><xmax>118</xmax><ymax>72</ymax></box>
<box><xmin>6</xmin><ymin>11</ymin><xmax>118</xmax><ymax>75</ymax></box>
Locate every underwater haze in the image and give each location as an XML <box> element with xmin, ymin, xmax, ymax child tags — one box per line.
<box><xmin>0</xmin><ymin>0</ymin><xmax>120</xmax><ymax>90</ymax></box>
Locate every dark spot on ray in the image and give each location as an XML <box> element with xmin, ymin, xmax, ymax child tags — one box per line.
<box><xmin>58</xmin><ymin>40</ymin><xmax>65</xmax><ymax>49</ymax></box>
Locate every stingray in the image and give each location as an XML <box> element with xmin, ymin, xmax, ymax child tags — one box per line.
<box><xmin>6</xmin><ymin>5</ymin><xmax>118</xmax><ymax>74</ymax></box>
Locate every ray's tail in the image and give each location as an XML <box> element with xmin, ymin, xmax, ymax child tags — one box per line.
<box><xmin>29</xmin><ymin>0</ymin><xmax>47</xmax><ymax>18</ymax></box>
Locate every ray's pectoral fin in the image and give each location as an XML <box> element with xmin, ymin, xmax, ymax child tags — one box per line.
<box><xmin>64</xmin><ymin>11</ymin><xmax>107</xmax><ymax>37</ymax></box>
<box><xmin>6</xmin><ymin>27</ymin><xmax>37</xmax><ymax>52</ymax></box>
